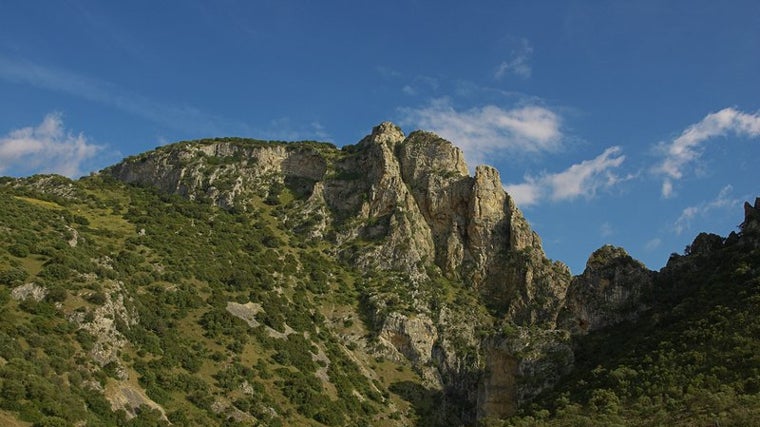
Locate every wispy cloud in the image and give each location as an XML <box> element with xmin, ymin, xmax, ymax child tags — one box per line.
<box><xmin>401</xmin><ymin>75</ymin><xmax>439</xmax><ymax>97</ymax></box>
<box><xmin>401</xmin><ymin>98</ymin><xmax>562</xmax><ymax>167</ymax></box>
<box><xmin>644</xmin><ymin>238</ymin><xmax>662</xmax><ymax>251</ymax></box>
<box><xmin>494</xmin><ymin>38</ymin><xmax>533</xmax><ymax>79</ymax></box>
<box><xmin>654</xmin><ymin>107</ymin><xmax>760</xmax><ymax>198</ymax></box>
<box><xmin>600</xmin><ymin>222</ymin><xmax>614</xmax><ymax>237</ymax></box>
<box><xmin>673</xmin><ymin>185</ymin><xmax>744</xmax><ymax>234</ymax></box>
<box><xmin>376</xmin><ymin>66</ymin><xmax>402</xmax><ymax>79</ymax></box>
<box><xmin>0</xmin><ymin>56</ymin><xmax>247</xmax><ymax>135</ymax></box>
<box><xmin>258</xmin><ymin>118</ymin><xmax>331</xmax><ymax>142</ymax></box>
<box><xmin>600</xmin><ymin>222</ymin><xmax>614</xmax><ymax>238</ymax></box>
<box><xmin>504</xmin><ymin>146</ymin><xmax>627</xmax><ymax>206</ymax></box>
<box><xmin>0</xmin><ymin>113</ymin><xmax>102</xmax><ymax>178</ymax></box>
<box><xmin>673</xmin><ymin>207</ymin><xmax>699</xmax><ymax>235</ymax></box>
<box><xmin>503</xmin><ymin>181</ymin><xmax>542</xmax><ymax>207</ymax></box>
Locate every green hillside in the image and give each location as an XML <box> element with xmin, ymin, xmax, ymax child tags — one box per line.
<box><xmin>0</xmin><ymin>132</ymin><xmax>758</xmax><ymax>427</ymax></box>
<box><xmin>0</xmin><ymin>174</ymin><xmax>434</xmax><ymax>426</ymax></box>
<box><xmin>505</xmin><ymin>231</ymin><xmax>760</xmax><ymax>426</ymax></box>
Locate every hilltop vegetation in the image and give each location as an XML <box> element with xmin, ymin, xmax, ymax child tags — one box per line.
<box><xmin>505</xmin><ymin>226</ymin><xmax>760</xmax><ymax>426</ymax></box>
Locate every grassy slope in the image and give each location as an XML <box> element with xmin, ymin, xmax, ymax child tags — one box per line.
<box><xmin>0</xmin><ymin>175</ymin><xmax>427</xmax><ymax>426</ymax></box>
<box><xmin>2</xmin><ymin>171</ymin><xmax>759</xmax><ymax>427</ymax></box>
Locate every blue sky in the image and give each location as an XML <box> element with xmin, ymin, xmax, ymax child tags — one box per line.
<box><xmin>1</xmin><ymin>0</ymin><xmax>759</xmax><ymax>274</ymax></box>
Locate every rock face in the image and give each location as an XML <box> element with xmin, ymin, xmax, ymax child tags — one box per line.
<box><xmin>558</xmin><ymin>245</ymin><xmax>654</xmax><ymax>334</ymax></box>
<box><xmin>478</xmin><ymin>328</ymin><xmax>573</xmax><ymax>419</ymax></box>
<box><xmin>106</xmin><ymin>123</ymin><xmax>567</xmax><ymax>314</ymax></box>
<box><xmin>105</xmin><ymin>381</ymin><xmax>167</xmax><ymax>421</ymax></box>
<box><xmin>104</xmin><ymin>122</ymin><xmax>574</xmax><ymax>422</ymax></box>
<box><xmin>106</xmin><ymin>138</ymin><xmax>328</xmax><ymax>210</ymax></box>
<box><xmin>742</xmin><ymin>197</ymin><xmax>760</xmax><ymax>237</ymax></box>
<box><xmin>68</xmin><ymin>280</ymin><xmax>137</xmax><ymax>373</ymax></box>
<box><xmin>11</xmin><ymin>282</ymin><xmax>48</xmax><ymax>302</ymax></box>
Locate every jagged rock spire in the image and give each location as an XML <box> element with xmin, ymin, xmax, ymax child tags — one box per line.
<box><xmin>742</xmin><ymin>197</ymin><xmax>760</xmax><ymax>233</ymax></box>
<box><xmin>361</xmin><ymin>121</ymin><xmax>405</xmax><ymax>146</ymax></box>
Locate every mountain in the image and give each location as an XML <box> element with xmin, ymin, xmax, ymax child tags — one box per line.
<box><xmin>0</xmin><ymin>123</ymin><xmax>758</xmax><ymax>426</ymax></box>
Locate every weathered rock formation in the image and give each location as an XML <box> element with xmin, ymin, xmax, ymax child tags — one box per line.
<box><xmin>106</xmin><ymin>123</ymin><xmax>568</xmax><ymax>320</ymax></box>
<box><xmin>742</xmin><ymin>197</ymin><xmax>760</xmax><ymax>237</ymax></box>
<box><xmin>10</xmin><ymin>282</ymin><xmax>48</xmax><ymax>302</ymax></box>
<box><xmin>7</xmin><ymin>119</ymin><xmax>760</xmax><ymax>426</ymax></box>
<box><xmin>478</xmin><ymin>328</ymin><xmax>573</xmax><ymax>419</ymax></box>
<box><xmin>558</xmin><ymin>245</ymin><xmax>654</xmax><ymax>334</ymax></box>
<box><xmin>104</xmin><ymin>122</ymin><xmax>575</xmax><ymax>422</ymax></box>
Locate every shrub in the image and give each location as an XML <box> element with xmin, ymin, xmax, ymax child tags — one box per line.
<box><xmin>0</xmin><ymin>267</ymin><xmax>27</xmax><ymax>286</ymax></box>
<box><xmin>45</xmin><ymin>287</ymin><xmax>67</xmax><ymax>303</ymax></box>
<box><xmin>87</xmin><ymin>292</ymin><xmax>107</xmax><ymax>305</ymax></box>
<box><xmin>8</xmin><ymin>244</ymin><xmax>29</xmax><ymax>258</ymax></box>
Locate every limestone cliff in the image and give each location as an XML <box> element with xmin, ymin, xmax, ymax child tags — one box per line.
<box><xmin>104</xmin><ymin>122</ymin><xmax>574</xmax><ymax>422</ymax></box>
<box><xmin>7</xmin><ymin>130</ymin><xmax>760</xmax><ymax>426</ymax></box>
<box><xmin>106</xmin><ymin>123</ymin><xmax>567</xmax><ymax>316</ymax></box>
<box><xmin>478</xmin><ymin>328</ymin><xmax>573</xmax><ymax>419</ymax></box>
<box><xmin>105</xmin><ymin>138</ymin><xmax>328</xmax><ymax>210</ymax></box>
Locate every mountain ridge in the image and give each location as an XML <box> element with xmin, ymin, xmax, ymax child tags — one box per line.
<box><xmin>104</xmin><ymin>122</ymin><xmax>568</xmax><ymax>328</ymax></box>
<box><xmin>0</xmin><ymin>123</ymin><xmax>757</xmax><ymax>426</ymax></box>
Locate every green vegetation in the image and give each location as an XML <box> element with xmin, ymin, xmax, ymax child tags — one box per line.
<box><xmin>1</xmin><ymin>137</ymin><xmax>759</xmax><ymax>427</ymax></box>
<box><xmin>502</xmin><ymin>231</ymin><xmax>760</xmax><ymax>426</ymax></box>
<box><xmin>0</xmin><ymin>174</ymin><xmax>403</xmax><ymax>426</ymax></box>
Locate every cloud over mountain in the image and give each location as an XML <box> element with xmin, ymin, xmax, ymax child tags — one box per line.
<box><xmin>505</xmin><ymin>146</ymin><xmax>627</xmax><ymax>206</ymax></box>
<box><xmin>0</xmin><ymin>113</ymin><xmax>101</xmax><ymax>177</ymax></box>
<box><xmin>402</xmin><ymin>98</ymin><xmax>562</xmax><ymax>167</ymax></box>
<box><xmin>655</xmin><ymin>108</ymin><xmax>760</xmax><ymax>198</ymax></box>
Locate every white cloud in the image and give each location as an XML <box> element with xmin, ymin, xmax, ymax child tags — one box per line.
<box><xmin>400</xmin><ymin>76</ymin><xmax>439</xmax><ymax>97</ymax></box>
<box><xmin>0</xmin><ymin>56</ymin><xmax>247</xmax><ymax>135</ymax></box>
<box><xmin>495</xmin><ymin>38</ymin><xmax>533</xmax><ymax>79</ymax></box>
<box><xmin>644</xmin><ymin>238</ymin><xmax>662</xmax><ymax>251</ymax></box>
<box><xmin>503</xmin><ymin>182</ymin><xmax>541</xmax><ymax>207</ymax></box>
<box><xmin>545</xmin><ymin>147</ymin><xmax>627</xmax><ymax>200</ymax></box>
<box><xmin>401</xmin><ymin>98</ymin><xmax>562</xmax><ymax>167</ymax></box>
<box><xmin>0</xmin><ymin>113</ymin><xmax>102</xmax><ymax>177</ymax></box>
<box><xmin>673</xmin><ymin>206</ymin><xmax>699</xmax><ymax>235</ymax></box>
<box><xmin>673</xmin><ymin>185</ymin><xmax>743</xmax><ymax>234</ymax></box>
<box><xmin>376</xmin><ymin>66</ymin><xmax>402</xmax><ymax>79</ymax></box>
<box><xmin>655</xmin><ymin>107</ymin><xmax>760</xmax><ymax>197</ymax></box>
<box><xmin>260</xmin><ymin>118</ymin><xmax>331</xmax><ymax>141</ymax></box>
<box><xmin>504</xmin><ymin>146</ymin><xmax>627</xmax><ymax>206</ymax></box>
<box><xmin>600</xmin><ymin>222</ymin><xmax>614</xmax><ymax>237</ymax></box>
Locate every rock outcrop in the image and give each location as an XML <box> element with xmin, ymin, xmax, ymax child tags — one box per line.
<box><xmin>105</xmin><ymin>380</ymin><xmax>167</xmax><ymax>421</ymax></box>
<box><xmin>104</xmin><ymin>122</ymin><xmax>575</xmax><ymax>422</ymax></box>
<box><xmin>558</xmin><ymin>245</ymin><xmax>654</xmax><ymax>334</ymax></box>
<box><xmin>106</xmin><ymin>138</ymin><xmax>328</xmax><ymax>210</ymax></box>
<box><xmin>11</xmin><ymin>282</ymin><xmax>48</xmax><ymax>302</ymax></box>
<box><xmin>742</xmin><ymin>197</ymin><xmax>760</xmax><ymax>238</ymax></box>
<box><xmin>478</xmin><ymin>328</ymin><xmax>573</xmax><ymax>419</ymax></box>
<box><xmin>8</xmin><ymin>123</ymin><xmax>760</xmax><ymax>426</ymax></box>
<box><xmin>106</xmin><ymin>123</ymin><xmax>568</xmax><ymax>313</ymax></box>
<box><xmin>68</xmin><ymin>279</ymin><xmax>137</xmax><ymax>373</ymax></box>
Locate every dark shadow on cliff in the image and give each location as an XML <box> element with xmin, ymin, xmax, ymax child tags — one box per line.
<box><xmin>390</xmin><ymin>381</ymin><xmax>453</xmax><ymax>426</ymax></box>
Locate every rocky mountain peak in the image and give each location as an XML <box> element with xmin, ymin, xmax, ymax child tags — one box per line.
<box><xmin>360</xmin><ymin>121</ymin><xmax>406</xmax><ymax>147</ymax></box>
<box><xmin>399</xmin><ymin>130</ymin><xmax>469</xmax><ymax>178</ymax></box>
<box><xmin>558</xmin><ymin>245</ymin><xmax>654</xmax><ymax>334</ymax></box>
<box><xmin>743</xmin><ymin>197</ymin><xmax>760</xmax><ymax>233</ymax></box>
<box><xmin>5</xmin><ymin>120</ymin><xmax>760</xmax><ymax>426</ymax></box>
<box><xmin>103</xmin><ymin>124</ymin><xmax>568</xmax><ymax>314</ymax></box>
<box><xmin>585</xmin><ymin>244</ymin><xmax>643</xmax><ymax>270</ymax></box>
<box><xmin>99</xmin><ymin>123</ymin><xmax>580</xmax><ymax>421</ymax></box>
